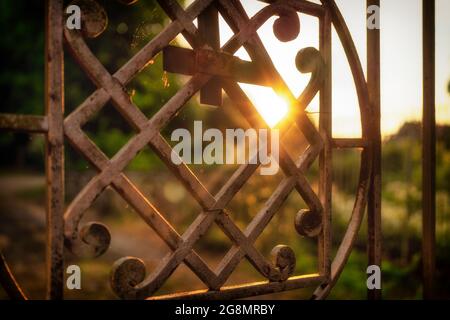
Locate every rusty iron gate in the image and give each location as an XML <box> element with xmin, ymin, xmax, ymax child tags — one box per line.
<box><xmin>1</xmin><ymin>0</ymin><xmax>389</xmax><ymax>300</ymax></box>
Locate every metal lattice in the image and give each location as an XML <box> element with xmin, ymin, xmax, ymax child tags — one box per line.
<box><xmin>0</xmin><ymin>0</ymin><xmax>374</xmax><ymax>300</ymax></box>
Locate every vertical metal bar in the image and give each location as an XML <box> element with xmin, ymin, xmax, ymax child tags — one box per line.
<box><xmin>367</xmin><ymin>0</ymin><xmax>382</xmax><ymax>300</ymax></box>
<box><xmin>45</xmin><ymin>0</ymin><xmax>64</xmax><ymax>300</ymax></box>
<box><xmin>318</xmin><ymin>9</ymin><xmax>332</xmax><ymax>280</ymax></box>
<box><xmin>422</xmin><ymin>0</ymin><xmax>436</xmax><ymax>300</ymax></box>
<box><xmin>198</xmin><ymin>4</ymin><xmax>222</xmax><ymax>106</ymax></box>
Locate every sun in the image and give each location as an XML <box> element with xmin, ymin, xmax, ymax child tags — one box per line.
<box><xmin>239</xmin><ymin>83</ymin><xmax>290</xmax><ymax>128</ymax></box>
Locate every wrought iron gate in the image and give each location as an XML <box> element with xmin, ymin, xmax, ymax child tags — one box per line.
<box><xmin>0</xmin><ymin>0</ymin><xmax>378</xmax><ymax>300</ymax></box>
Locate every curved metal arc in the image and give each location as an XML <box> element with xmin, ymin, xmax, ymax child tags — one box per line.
<box><xmin>257</xmin><ymin>0</ymin><xmax>326</xmax><ymax>17</ymax></box>
<box><xmin>0</xmin><ymin>251</ymin><xmax>27</xmax><ymax>300</ymax></box>
<box><xmin>312</xmin><ymin>149</ymin><xmax>372</xmax><ymax>299</ymax></box>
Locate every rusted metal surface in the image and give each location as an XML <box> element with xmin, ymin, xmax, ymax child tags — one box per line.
<box><xmin>150</xmin><ymin>274</ymin><xmax>325</xmax><ymax>300</ymax></box>
<box><xmin>198</xmin><ymin>3</ymin><xmax>222</xmax><ymax>106</ymax></box>
<box><xmin>45</xmin><ymin>0</ymin><xmax>65</xmax><ymax>300</ymax></box>
<box><xmin>0</xmin><ymin>0</ymin><xmax>377</xmax><ymax>300</ymax></box>
<box><xmin>163</xmin><ymin>46</ymin><xmax>270</xmax><ymax>86</ymax></box>
<box><xmin>318</xmin><ymin>7</ymin><xmax>332</xmax><ymax>280</ymax></box>
<box><xmin>0</xmin><ymin>114</ymin><xmax>48</xmax><ymax>133</ymax></box>
<box><xmin>0</xmin><ymin>0</ymin><xmax>65</xmax><ymax>300</ymax></box>
<box><xmin>367</xmin><ymin>0</ymin><xmax>382</xmax><ymax>300</ymax></box>
<box><xmin>332</xmin><ymin>138</ymin><xmax>368</xmax><ymax>149</ymax></box>
<box><xmin>422</xmin><ymin>0</ymin><xmax>436</xmax><ymax>300</ymax></box>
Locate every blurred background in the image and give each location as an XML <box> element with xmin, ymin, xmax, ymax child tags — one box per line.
<box><xmin>0</xmin><ymin>0</ymin><xmax>449</xmax><ymax>299</ymax></box>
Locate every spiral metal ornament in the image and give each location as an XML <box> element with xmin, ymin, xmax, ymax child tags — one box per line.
<box><xmin>295</xmin><ymin>209</ymin><xmax>322</xmax><ymax>238</ymax></box>
<box><xmin>63</xmin><ymin>221</ymin><xmax>111</xmax><ymax>258</ymax></box>
<box><xmin>110</xmin><ymin>257</ymin><xmax>146</xmax><ymax>299</ymax></box>
<box><xmin>80</xmin><ymin>222</ymin><xmax>111</xmax><ymax>257</ymax></box>
<box><xmin>70</xmin><ymin>0</ymin><xmax>108</xmax><ymax>38</ymax></box>
<box><xmin>271</xmin><ymin>245</ymin><xmax>296</xmax><ymax>281</ymax></box>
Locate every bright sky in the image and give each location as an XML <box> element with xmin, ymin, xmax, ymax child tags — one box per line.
<box><xmin>182</xmin><ymin>0</ymin><xmax>450</xmax><ymax>137</ymax></box>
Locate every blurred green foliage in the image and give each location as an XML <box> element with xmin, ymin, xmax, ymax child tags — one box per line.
<box><xmin>332</xmin><ymin>122</ymin><xmax>450</xmax><ymax>299</ymax></box>
<box><xmin>0</xmin><ymin>1</ymin><xmax>45</xmax><ymax>170</ymax></box>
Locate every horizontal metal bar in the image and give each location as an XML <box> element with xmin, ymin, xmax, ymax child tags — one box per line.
<box><xmin>163</xmin><ymin>46</ymin><xmax>196</xmax><ymax>76</ymax></box>
<box><xmin>149</xmin><ymin>274</ymin><xmax>325</xmax><ymax>300</ymax></box>
<box><xmin>0</xmin><ymin>113</ymin><xmax>48</xmax><ymax>133</ymax></box>
<box><xmin>332</xmin><ymin>138</ymin><xmax>368</xmax><ymax>149</ymax></box>
<box><xmin>163</xmin><ymin>46</ymin><xmax>270</xmax><ymax>86</ymax></box>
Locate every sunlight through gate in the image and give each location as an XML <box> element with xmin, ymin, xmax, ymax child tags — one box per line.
<box><xmin>0</xmin><ymin>0</ymin><xmax>380</xmax><ymax>300</ymax></box>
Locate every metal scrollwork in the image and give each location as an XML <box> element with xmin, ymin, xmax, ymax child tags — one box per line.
<box><xmin>58</xmin><ymin>0</ymin><xmax>371</xmax><ymax>300</ymax></box>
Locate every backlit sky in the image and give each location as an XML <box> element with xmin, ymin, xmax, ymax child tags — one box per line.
<box><xmin>182</xmin><ymin>0</ymin><xmax>450</xmax><ymax>137</ymax></box>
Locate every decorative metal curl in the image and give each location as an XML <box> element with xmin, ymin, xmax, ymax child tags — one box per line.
<box><xmin>70</xmin><ymin>0</ymin><xmax>108</xmax><ymax>38</ymax></box>
<box><xmin>65</xmin><ymin>221</ymin><xmax>111</xmax><ymax>258</ymax></box>
<box><xmin>111</xmin><ymin>257</ymin><xmax>146</xmax><ymax>299</ymax></box>
<box><xmin>271</xmin><ymin>245</ymin><xmax>296</xmax><ymax>281</ymax></box>
<box><xmin>295</xmin><ymin>209</ymin><xmax>322</xmax><ymax>238</ymax></box>
<box><xmin>295</xmin><ymin>47</ymin><xmax>326</xmax><ymax>107</ymax></box>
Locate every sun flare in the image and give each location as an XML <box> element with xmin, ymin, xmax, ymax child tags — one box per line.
<box><xmin>239</xmin><ymin>83</ymin><xmax>290</xmax><ymax>128</ymax></box>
